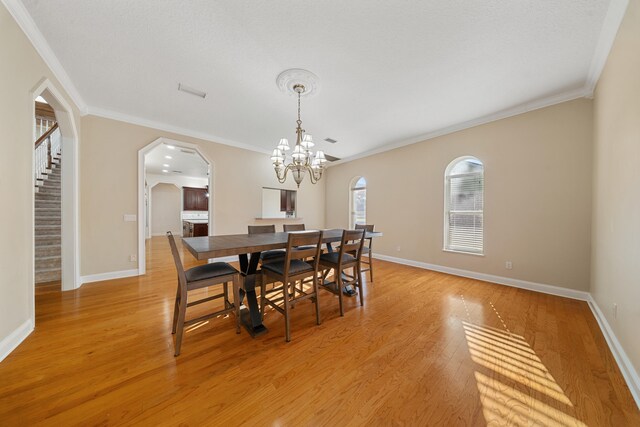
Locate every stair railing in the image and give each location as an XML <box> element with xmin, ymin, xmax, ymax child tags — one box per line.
<box><xmin>34</xmin><ymin>123</ymin><xmax>60</xmax><ymax>184</ymax></box>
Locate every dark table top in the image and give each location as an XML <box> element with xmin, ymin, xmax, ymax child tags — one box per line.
<box><xmin>182</xmin><ymin>228</ymin><xmax>382</xmax><ymax>260</ymax></box>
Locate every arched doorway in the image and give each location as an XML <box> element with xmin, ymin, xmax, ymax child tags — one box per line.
<box><xmin>137</xmin><ymin>138</ymin><xmax>214</xmax><ymax>274</ymax></box>
<box><xmin>30</xmin><ymin>78</ymin><xmax>80</xmax><ymax>321</ymax></box>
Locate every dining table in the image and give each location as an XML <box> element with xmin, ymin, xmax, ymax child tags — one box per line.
<box><xmin>182</xmin><ymin>228</ymin><xmax>382</xmax><ymax>337</ymax></box>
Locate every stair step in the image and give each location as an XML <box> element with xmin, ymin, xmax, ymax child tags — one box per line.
<box><xmin>35</xmin><ymin>268</ymin><xmax>61</xmax><ymax>284</ymax></box>
<box><xmin>35</xmin><ymin>217</ymin><xmax>61</xmax><ymax>226</ymax></box>
<box><xmin>37</xmin><ymin>191</ymin><xmax>61</xmax><ymax>197</ymax></box>
<box><xmin>36</xmin><ymin>235</ymin><xmax>61</xmax><ymax>245</ymax></box>
<box><xmin>35</xmin><ymin>203</ymin><xmax>61</xmax><ymax>210</ymax></box>
<box><xmin>35</xmin><ymin>244</ymin><xmax>61</xmax><ymax>257</ymax></box>
<box><xmin>35</xmin><ymin>255</ymin><xmax>61</xmax><ymax>270</ymax></box>
<box><xmin>35</xmin><ymin>191</ymin><xmax>61</xmax><ymax>197</ymax></box>
<box><xmin>35</xmin><ymin>225</ymin><xmax>61</xmax><ymax>236</ymax></box>
<box><xmin>35</xmin><ymin>208</ymin><xmax>61</xmax><ymax>214</ymax></box>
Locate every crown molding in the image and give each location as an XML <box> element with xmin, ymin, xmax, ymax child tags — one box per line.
<box><xmin>585</xmin><ymin>0</ymin><xmax>629</xmax><ymax>94</ymax></box>
<box><xmin>86</xmin><ymin>106</ymin><xmax>271</xmax><ymax>155</ymax></box>
<box><xmin>1</xmin><ymin>0</ymin><xmax>88</xmax><ymax>114</ymax></box>
<box><xmin>330</xmin><ymin>86</ymin><xmax>591</xmax><ymax>167</ymax></box>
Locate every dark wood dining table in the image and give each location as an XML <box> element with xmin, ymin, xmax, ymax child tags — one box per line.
<box><xmin>182</xmin><ymin>228</ymin><xmax>382</xmax><ymax>337</ymax></box>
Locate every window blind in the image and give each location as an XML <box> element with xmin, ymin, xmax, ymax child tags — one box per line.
<box><xmin>445</xmin><ymin>168</ymin><xmax>484</xmax><ymax>254</ymax></box>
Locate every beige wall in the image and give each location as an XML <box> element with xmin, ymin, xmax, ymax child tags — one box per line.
<box><xmin>150</xmin><ymin>184</ymin><xmax>182</xmax><ymax>236</ymax></box>
<box><xmin>0</xmin><ymin>4</ymin><xmax>80</xmax><ymax>344</ymax></box>
<box><xmin>592</xmin><ymin>0</ymin><xmax>640</xmax><ymax>376</ymax></box>
<box><xmin>80</xmin><ymin>116</ymin><xmax>325</xmax><ymax>276</ymax></box>
<box><xmin>325</xmin><ymin>99</ymin><xmax>593</xmax><ymax>291</ymax></box>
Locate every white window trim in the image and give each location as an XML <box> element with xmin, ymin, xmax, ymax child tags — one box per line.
<box><xmin>349</xmin><ymin>176</ymin><xmax>366</xmax><ymax>229</ymax></box>
<box><xmin>443</xmin><ymin>156</ymin><xmax>484</xmax><ymax>255</ymax></box>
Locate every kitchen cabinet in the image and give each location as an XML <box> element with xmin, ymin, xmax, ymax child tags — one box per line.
<box><xmin>183</xmin><ymin>187</ymin><xmax>208</xmax><ymax>211</ymax></box>
<box><xmin>280</xmin><ymin>190</ymin><xmax>296</xmax><ymax>214</ymax></box>
<box><xmin>182</xmin><ymin>220</ymin><xmax>208</xmax><ymax>237</ymax></box>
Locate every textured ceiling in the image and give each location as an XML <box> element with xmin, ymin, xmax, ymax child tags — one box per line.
<box><xmin>145</xmin><ymin>143</ymin><xmax>208</xmax><ymax>178</ymax></box>
<box><xmin>22</xmin><ymin>0</ymin><xmax>612</xmax><ymax>159</ymax></box>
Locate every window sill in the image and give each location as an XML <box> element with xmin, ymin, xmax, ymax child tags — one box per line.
<box><xmin>443</xmin><ymin>249</ymin><xmax>485</xmax><ymax>257</ymax></box>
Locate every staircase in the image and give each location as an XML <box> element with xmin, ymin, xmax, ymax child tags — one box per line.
<box><xmin>35</xmin><ymin>157</ymin><xmax>62</xmax><ymax>283</ymax></box>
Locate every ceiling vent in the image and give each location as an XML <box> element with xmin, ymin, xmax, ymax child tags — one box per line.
<box><xmin>324</xmin><ymin>154</ymin><xmax>340</xmax><ymax>162</ymax></box>
<box><xmin>324</xmin><ymin>138</ymin><xmax>338</xmax><ymax>144</ymax></box>
<box><xmin>180</xmin><ymin>148</ymin><xmax>196</xmax><ymax>155</ymax></box>
<box><xmin>178</xmin><ymin>83</ymin><xmax>207</xmax><ymax>99</ymax></box>
<box><xmin>172</xmin><ymin>170</ymin><xmax>183</xmax><ymax>174</ymax></box>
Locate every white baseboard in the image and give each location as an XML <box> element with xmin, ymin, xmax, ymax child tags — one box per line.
<box><xmin>80</xmin><ymin>268</ymin><xmax>140</xmax><ymax>285</ymax></box>
<box><xmin>373</xmin><ymin>253</ymin><xmax>590</xmax><ymax>301</ymax></box>
<box><xmin>0</xmin><ymin>319</ymin><xmax>34</xmax><ymax>363</ymax></box>
<box><xmin>587</xmin><ymin>296</ymin><xmax>640</xmax><ymax>408</ymax></box>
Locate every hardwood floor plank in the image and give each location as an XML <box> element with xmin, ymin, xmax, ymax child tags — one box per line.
<box><xmin>0</xmin><ymin>236</ymin><xmax>637</xmax><ymax>425</ymax></box>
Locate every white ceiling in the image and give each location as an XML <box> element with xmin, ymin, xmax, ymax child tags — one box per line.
<box><xmin>145</xmin><ymin>143</ymin><xmax>208</xmax><ymax>178</ymax></box>
<box><xmin>20</xmin><ymin>0</ymin><xmax>615</xmax><ymax>160</ymax></box>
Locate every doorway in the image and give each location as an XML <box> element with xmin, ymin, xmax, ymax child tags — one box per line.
<box><xmin>30</xmin><ymin>79</ymin><xmax>80</xmax><ymax>316</ymax></box>
<box><xmin>138</xmin><ymin>138</ymin><xmax>213</xmax><ymax>274</ymax></box>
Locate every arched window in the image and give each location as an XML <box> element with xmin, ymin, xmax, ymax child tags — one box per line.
<box><xmin>444</xmin><ymin>157</ymin><xmax>484</xmax><ymax>254</ymax></box>
<box><xmin>349</xmin><ymin>176</ymin><xmax>367</xmax><ymax>229</ymax></box>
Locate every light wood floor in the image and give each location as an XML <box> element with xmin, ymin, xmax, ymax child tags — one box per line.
<box><xmin>0</xmin><ymin>237</ymin><xmax>638</xmax><ymax>426</ymax></box>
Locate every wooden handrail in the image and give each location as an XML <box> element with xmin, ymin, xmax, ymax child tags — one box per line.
<box><xmin>34</xmin><ymin>122</ymin><xmax>59</xmax><ymax>148</ymax></box>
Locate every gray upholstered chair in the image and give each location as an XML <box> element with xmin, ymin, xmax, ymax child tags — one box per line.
<box><xmin>318</xmin><ymin>229</ymin><xmax>366</xmax><ymax>316</ymax></box>
<box><xmin>167</xmin><ymin>232</ymin><xmax>241</xmax><ymax>356</ymax></box>
<box><xmin>355</xmin><ymin>224</ymin><xmax>375</xmax><ymax>282</ymax></box>
<box><xmin>248</xmin><ymin>224</ymin><xmax>285</xmax><ymax>263</ymax></box>
<box><xmin>260</xmin><ymin>231</ymin><xmax>324</xmax><ymax>342</ymax></box>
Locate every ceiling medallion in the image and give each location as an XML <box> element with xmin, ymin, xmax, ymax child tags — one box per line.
<box><xmin>276</xmin><ymin>68</ymin><xmax>320</xmax><ymax>97</ymax></box>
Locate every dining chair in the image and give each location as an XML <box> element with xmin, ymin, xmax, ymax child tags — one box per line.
<box><xmin>248</xmin><ymin>224</ymin><xmax>285</xmax><ymax>263</ymax></box>
<box><xmin>260</xmin><ymin>231</ymin><xmax>324</xmax><ymax>342</ymax></box>
<box><xmin>283</xmin><ymin>224</ymin><xmax>305</xmax><ymax>232</ymax></box>
<box><xmin>167</xmin><ymin>232</ymin><xmax>241</xmax><ymax>356</ymax></box>
<box><xmin>318</xmin><ymin>229</ymin><xmax>366</xmax><ymax>316</ymax></box>
<box><xmin>355</xmin><ymin>224</ymin><xmax>375</xmax><ymax>282</ymax></box>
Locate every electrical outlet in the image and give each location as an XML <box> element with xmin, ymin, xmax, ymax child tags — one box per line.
<box><xmin>505</xmin><ymin>261</ymin><xmax>513</xmax><ymax>270</ymax></box>
<box><xmin>130</xmin><ymin>254</ymin><xmax>137</xmax><ymax>262</ymax></box>
<box><xmin>613</xmin><ymin>303</ymin><xmax>618</xmax><ymax>319</ymax></box>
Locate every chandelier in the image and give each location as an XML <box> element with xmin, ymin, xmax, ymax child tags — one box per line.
<box><xmin>270</xmin><ymin>83</ymin><xmax>326</xmax><ymax>187</ymax></box>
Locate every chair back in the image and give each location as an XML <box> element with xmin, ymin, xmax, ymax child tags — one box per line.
<box><xmin>283</xmin><ymin>231</ymin><xmax>323</xmax><ymax>275</ymax></box>
<box><xmin>167</xmin><ymin>232</ymin><xmax>188</xmax><ymax>295</ymax></box>
<box><xmin>339</xmin><ymin>229</ymin><xmax>366</xmax><ymax>261</ymax></box>
<box><xmin>248</xmin><ymin>224</ymin><xmax>276</xmax><ymax>234</ymax></box>
<box><xmin>283</xmin><ymin>224</ymin><xmax>305</xmax><ymax>232</ymax></box>
<box><xmin>355</xmin><ymin>224</ymin><xmax>374</xmax><ymax>247</ymax></box>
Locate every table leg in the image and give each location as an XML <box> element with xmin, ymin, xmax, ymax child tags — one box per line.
<box><xmin>237</xmin><ymin>252</ymin><xmax>268</xmax><ymax>337</ymax></box>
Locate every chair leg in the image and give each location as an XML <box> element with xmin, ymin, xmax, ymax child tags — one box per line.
<box><xmin>233</xmin><ymin>275</ymin><xmax>241</xmax><ymax>334</ymax></box>
<box><xmin>369</xmin><ymin>251</ymin><xmax>374</xmax><ymax>282</ymax></box>
<box><xmin>172</xmin><ymin>284</ymin><xmax>180</xmax><ymax>334</ymax></box>
<box><xmin>357</xmin><ymin>264</ymin><xmax>364</xmax><ymax>307</ymax></box>
<box><xmin>174</xmin><ymin>294</ymin><xmax>187</xmax><ymax>357</ymax></box>
<box><xmin>283</xmin><ymin>281</ymin><xmax>291</xmax><ymax>342</ymax></box>
<box><xmin>223</xmin><ymin>282</ymin><xmax>230</xmax><ymax>309</ymax></box>
<box><xmin>337</xmin><ymin>270</ymin><xmax>344</xmax><ymax>317</ymax></box>
<box><xmin>314</xmin><ymin>274</ymin><xmax>321</xmax><ymax>325</ymax></box>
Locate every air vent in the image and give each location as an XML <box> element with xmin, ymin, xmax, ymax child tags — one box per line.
<box><xmin>178</xmin><ymin>83</ymin><xmax>207</xmax><ymax>99</ymax></box>
<box><xmin>324</xmin><ymin>138</ymin><xmax>338</xmax><ymax>144</ymax></box>
<box><xmin>324</xmin><ymin>154</ymin><xmax>340</xmax><ymax>162</ymax></box>
<box><xmin>180</xmin><ymin>149</ymin><xmax>196</xmax><ymax>155</ymax></box>
<box><xmin>172</xmin><ymin>170</ymin><xmax>183</xmax><ymax>174</ymax></box>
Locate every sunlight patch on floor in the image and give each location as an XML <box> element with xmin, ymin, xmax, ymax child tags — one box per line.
<box><xmin>460</xmin><ymin>296</ymin><xmax>586</xmax><ymax>426</ymax></box>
